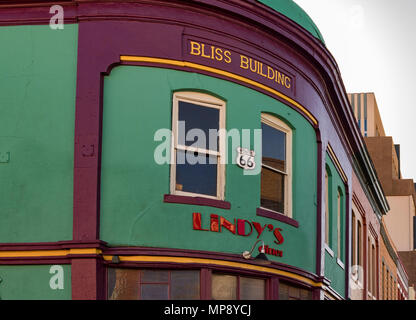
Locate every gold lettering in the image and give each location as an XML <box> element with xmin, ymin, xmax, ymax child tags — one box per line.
<box><xmin>284</xmin><ymin>76</ymin><xmax>291</xmax><ymax>89</ymax></box>
<box><xmin>258</xmin><ymin>62</ymin><xmax>267</xmax><ymax>78</ymax></box>
<box><xmin>249</xmin><ymin>58</ymin><xmax>257</xmax><ymax>73</ymax></box>
<box><xmin>201</xmin><ymin>44</ymin><xmax>211</xmax><ymax>59</ymax></box>
<box><xmin>215</xmin><ymin>48</ymin><xmax>223</xmax><ymax>61</ymax></box>
<box><xmin>267</xmin><ymin>66</ymin><xmax>275</xmax><ymax>80</ymax></box>
<box><xmin>190</xmin><ymin>41</ymin><xmax>201</xmax><ymax>56</ymax></box>
<box><xmin>224</xmin><ymin>50</ymin><xmax>232</xmax><ymax>63</ymax></box>
<box><xmin>277</xmin><ymin>72</ymin><xmax>285</xmax><ymax>85</ymax></box>
<box><xmin>240</xmin><ymin>55</ymin><xmax>249</xmax><ymax>69</ymax></box>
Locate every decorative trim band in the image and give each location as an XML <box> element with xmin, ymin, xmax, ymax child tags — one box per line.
<box><xmin>0</xmin><ymin>248</ymin><xmax>102</xmax><ymax>259</ymax></box>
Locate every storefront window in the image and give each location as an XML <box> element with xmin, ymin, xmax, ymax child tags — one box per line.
<box><xmin>171</xmin><ymin>92</ymin><xmax>225</xmax><ymax>199</ymax></box>
<box><xmin>260</xmin><ymin>114</ymin><xmax>292</xmax><ymax>216</ymax></box>
<box><xmin>211</xmin><ymin>273</ymin><xmax>265</xmax><ymax>300</ymax></box>
<box><xmin>279</xmin><ymin>281</ymin><xmax>312</xmax><ymax>300</ymax></box>
<box><xmin>108</xmin><ymin>269</ymin><xmax>200</xmax><ymax>300</ymax></box>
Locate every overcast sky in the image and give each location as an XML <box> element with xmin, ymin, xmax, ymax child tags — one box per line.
<box><xmin>293</xmin><ymin>0</ymin><xmax>416</xmax><ymax>181</ymax></box>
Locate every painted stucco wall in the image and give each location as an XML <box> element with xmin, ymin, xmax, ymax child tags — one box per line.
<box><xmin>0</xmin><ymin>265</ymin><xmax>71</xmax><ymax>300</ymax></box>
<box><xmin>100</xmin><ymin>66</ymin><xmax>318</xmax><ymax>273</ymax></box>
<box><xmin>0</xmin><ymin>25</ymin><xmax>78</xmax><ymax>242</ymax></box>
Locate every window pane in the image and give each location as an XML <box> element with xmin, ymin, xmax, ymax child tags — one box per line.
<box><xmin>108</xmin><ymin>268</ymin><xmax>140</xmax><ymax>300</ymax></box>
<box><xmin>261</xmin><ymin>123</ymin><xmax>286</xmax><ymax>171</ymax></box>
<box><xmin>289</xmin><ymin>285</ymin><xmax>300</xmax><ymax>299</ymax></box>
<box><xmin>261</xmin><ymin>166</ymin><xmax>285</xmax><ymax>213</ymax></box>
<box><xmin>211</xmin><ymin>274</ymin><xmax>237</xmax><ymax>300</ymax></box>
<box><xmin>300</xmin><ymin>288</ymin><xmax>313</xmax><ymax>300</ymax></box>
<box><xmin>141</xmin><ymin>284</ymin><xmax>169</xmax><ymax>300</ymax></box>
<box><xmin>279</xmin><ymin>282</ymin><xmax>290</xmax><ymax>300</ymax></box>
<box><xmin>178</xmin><ymin>101</ymin><xmax>219</xmax><ymax>150</ymax></box>
<box><xmin>239</xmin><ymin>277</ymin><xmax>265</xmax><ymax>300</ymax></box>
<box><xmin>141</xmin><ymin>270</ymin><xmax>169</xmax><ymax>283</ymax></box>
<box><xmin>279</xmin><ymin>282</ymin><xmax>311</xmax><ymax>300</ymax></box>
<box><xmin>176</xmin><ymin>150</ymin><xmax>217</xmax><ymax>196</ymax></box>
<box><xmin>171</xmin><ymin>270</ymin><xmax>200</xmax><ymax>300</ymax></box>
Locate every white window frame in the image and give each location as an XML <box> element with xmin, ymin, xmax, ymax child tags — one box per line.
<box><xmin>170</xmin><ymin>91</ymin><xmax>226</xmax><ymax>200</ymax></box>
<box><xmin>260</xmin><ymin>113</ymin><xmax>292</xmax><ymax>218</ymax></box>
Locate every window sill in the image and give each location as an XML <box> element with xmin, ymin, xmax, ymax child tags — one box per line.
<box><xmin>337</xmin><ymin>258</ymin><xmax>345</xmax><ymax>270</ymax></box>
<box><xmin>256</xmin><ymin>207</ymin><xmax>299</xmax><ymax>228</ymax></box>
<box><xmin>325</xmin><ymin>244</ymin><xmax>334</xmax><ymax>257</ymax></box>
<box><xmin>164</xmin><ymin>194</ymin><xmax>231</xmax><ymax>209</ymax></box>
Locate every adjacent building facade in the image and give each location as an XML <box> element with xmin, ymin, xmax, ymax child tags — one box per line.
<box><xmin>349</xmin><ymin>92</ymin><xmax>414</xmax><ymax>300</ymax></box>
<box><xmin>0</xmin><ymin>0</ymin><xmax>393</xmax><ymax>300</ymax></box>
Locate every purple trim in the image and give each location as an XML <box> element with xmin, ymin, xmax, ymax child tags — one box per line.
<box><xmin>270</xmin><ymin>277</ymin><xmax>279</xmax><ymax>300</ymax></box>
<box><xmin>164</xmin><ymin>194</ymin><xmax>231</xmax><ymax>209</ymax></box>
<box><xmin>200</xmin><ymin>268</ymin><xmax>211</xmax><ymax>300</ymax></box>
<box><xmin>0</xmin><ymin>258</ymin><xmax>71</xmax><ymax>265</ymax></box>
<box><xmin>0</xmin><ymin>240</ymin><xmax>107</xmax><ymax>251</ymax></box>
<box><xmin>256</xmin><ymin>207</ymin><xmax>299</xmax><ymax>228</ymax></box>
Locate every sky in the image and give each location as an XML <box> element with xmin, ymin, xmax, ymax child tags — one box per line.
<box><xmin>293</xmin><ymin>0</ymin><xmax>416</xmax><ymax>181</ymax></box>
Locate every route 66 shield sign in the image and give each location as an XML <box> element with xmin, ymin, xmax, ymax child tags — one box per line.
<box><xmin>236</xmin><ymin>147</ymin><xmax>256</xmax><ymax>170</ymax></box>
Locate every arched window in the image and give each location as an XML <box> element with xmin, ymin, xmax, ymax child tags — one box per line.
<box><xmin>337</xmin><ymin>190</ymin><xmax>341</xmax><ymax>259</ymax></box>
<box><xmin>324</xmin><ymin>165</ymin><xmax>332</xmax><ymax>246</ymax></box>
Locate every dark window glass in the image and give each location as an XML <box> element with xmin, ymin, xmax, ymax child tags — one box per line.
<box><xmin>176</xmin><ymin>150</ymin><xmax>217</xmax><ymax>196</ymax></box>
<box><xmin>261</xmin><ymin>166</ymin><xmax>285</xmax><ymax>213</ymax></box>
<box><xmin>178</xmin><ymin>101</ymin><xmax>219</xmax><ymax>150</ymax></box>
<box><xmin>261</xmin><ymin>123</ymin><xmax>286</xmax><ymax>171</ymax></box>
<box><xmin>141</xmin><ymin>270</ymin><xmax>169</xmax><ymax>283</ymax></box>
<box><xmin>239</xmin><ymin>277</ymin><xmax>265</xmax><ymax>300</ymax></box>
<box><xmin>171</xmin><ymin>270</ymin><xmax>200</xmax><ymax>300</ymax></box>
<box><xmin>141</xmin><ymin>284</ymin><xmax>169</xmax><ymax>300</ymax></box>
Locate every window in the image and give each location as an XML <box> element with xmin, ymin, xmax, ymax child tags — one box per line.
<box><xmin>357</xmin><ymin>220</ymin><xmax>362</xmax><ymax>279</ymax></box>
<box><xmin>279</xmin><ymin>281</ymin><xmax>312</xmax><ymax>300</ymax></box>
<box><xmin>171</xmin><ymin>92</ymin><xmax>225</xmax><ymax>199</ymax></box>
<box><xmin>352</xmin><ymin>212</ymin><xmax>356</xmax><ymax>266</ymax></box>
<box><xmin>337</xmin><ymin>190</ymin><xmax>342</xmax><ymax>259</ymax></box>
<box><xmin>368</xmin><ymin>238</ymin><xmax>371</xmax><ymax>298</ymax></box>
<box><xmin>386</xmin><ymin>269</ymin><xmax>390</xmax><ymax>300</ymax></box>
<box><xmin>324</xmin><ymin>166</ymin><xmax>331</xmax><ymax>246</ymax></box>
<box><xmin>211</xmin><ymin>273</ymin><xmax>266</xmax><ymax>300</ymax></box>
<box><xmin>108</xmin><ymin>269</ymin><xmax>200</xmax><ymax>300</ymax></box>
<box><xmin>372</xmin><ymin>244</ymin><xmax>376</xmax><ymax>297</ymax></box>
<box><xmin>382</xmin><ymin>262</ymin><xmax>385</xmax><ymax>299</ymax></box>
<box><xmin>260</xmin><ymin>114</ymin><xmax>292</xmax><ymax>216</ymax></box>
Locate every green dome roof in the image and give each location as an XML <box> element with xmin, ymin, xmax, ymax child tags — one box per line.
<box><xmin>257</xmin><ymin>0</ymin><xmax>325</xmax><ymax>44</ymax></box>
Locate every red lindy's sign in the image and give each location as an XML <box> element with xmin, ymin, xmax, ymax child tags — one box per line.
<box><xmin>192</xmin><ymin>212</ymin><xmax>284</xmax><ymax>257</ymax></box>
